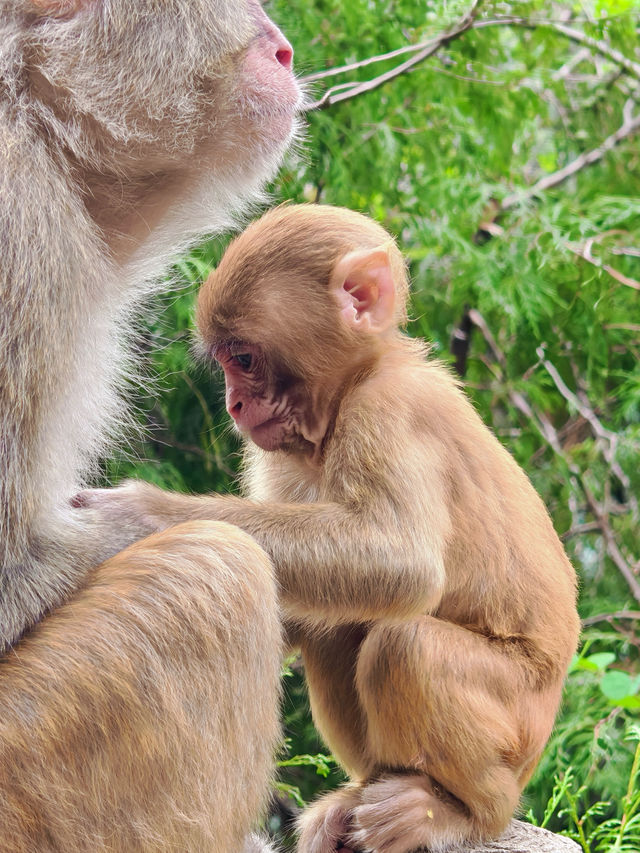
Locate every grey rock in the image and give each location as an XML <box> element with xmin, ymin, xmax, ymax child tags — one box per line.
<box><xmin>459</xmin><ymin>820</ymin><xmax>581</xmax><ymax>853</ymax></box>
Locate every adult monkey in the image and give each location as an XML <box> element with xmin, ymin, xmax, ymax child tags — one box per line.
<box><xmin>0</xmin><ymin>0</ymin><xmax>299</xmax><ymax>850</ymax></box>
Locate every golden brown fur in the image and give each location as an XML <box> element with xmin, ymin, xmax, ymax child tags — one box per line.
<box><xmin>0</xmin><ymin>522</ymin><xmax>281</xmax><ymax>853</ymax></box>
<box><xmin>1</xmin><ymin>1</ymin><xmax>299</xmax><ymax>848</ymax></box>
<box><xmin>85</xmin><ymin>205</ymin><xmax>580</xmax><ymax>852</ymax></box>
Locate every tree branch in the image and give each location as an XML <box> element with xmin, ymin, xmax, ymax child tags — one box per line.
<box><xmin>536</xmin><ymin>346</ymin><xmax>637</xmax><ymax>515</ymax></box>
<box><xmin>301</xmin><ymin>40</ymin><xmax>442</xmax><ymax>84</ymax></box>
<box><xmin>304</xmin><ymin>0</ymin><xmax>482</xmax><ymax>111</ymax></box>
<box><xmin>467</xmin><ymin>310</ymin><xmax>565</xmax><ymax>455</ymax></box>
<box><xmin>500</xmin><ymin>100</ymin><xmax>640</xmax><ymax>209</ymax></box>
<box><xmin>303</xmin><ymin>10</ymin><xmax>640</xmax><ymax>112</ymax></box>
<box><xmin>561</xmin><ymin>521</ymin><xmax>604</xmax><ymax>541</ymax></box>
<box><xmin>583</xmin><ymin>484</ymin><xmax>640</xmax><ymax>605</ymax></box>
<box><xmin>303</xmin><ymin>11</ymin><xmax>640</xmax><ymax>214</ymax></box>
<box><xmin>566</xmin><ymin>241</ymin><xmax>640</xmax><ymax>292</ymax></box>
<box><xmin>582</xmin><ymin>610</ymin><xmax>640</xmax><ymax>628</ymax></box>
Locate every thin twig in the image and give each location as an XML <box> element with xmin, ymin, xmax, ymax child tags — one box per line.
<box><xmin>611</xmin><ymin>247</ymin><xmax>640</xmax><ymax>258</ymax></box>
<box><xmin>536</xmin><ymin>347</ymin><xmax>636</xmax><ymax>514</ymax></box>
<box><xmin>466</xmin><ymin>309</ymin><xmax>505</xmax><ymax>366</ymax></box>
<box><xmin>552</xmin><ymin>47</ymin><xmax>591</xmax><ymax>81</ymax></box>
<box><xmin>500</xmin><ymin>101</ymin><xmax>640</xmax><ymax>209</ymax></box>
<box><xmin>561</xmin><ymin>521</ymin><xmax>604</xmax><ymax>541</ymax></box>
<box><xmin>473</xmin><ymin>17</ymin><xmax>640</xmax><ymax>81</ymax></box>
<box><xmin>468</xmin><ymin>310</ymin><xmax>565</xmax><ymax>455</ymax></box>
<box><xmin>537</xmin><ymin>350</ymin><xmax>615</xmax><ymax>445</ymax></box>
<box><xmin>301</xmin><ymin>39</ymin><xmax>441</xmax><ymax>83</ymax></box>
<box><xmin>305</xmin><ymin>0</ymin><xmax>482</xmax><ymax>110</ymax></box>
<box><xmin>582</xmin><ymin>610</ymin><xmax>640</xmax><ymax>627</ymax></box>
<box><xmin>567</xmin><ymin>230</ymin><xmax>640</xmax><ymax>292</ymax></box>
<box><xmin>583</xmin><ymin>485</ymin><xmax>640</xmax><ymax>604</ymax></box>
<box><xmin>605</xmin><ymin>323</ymin><xmax>640</xmax><ymax>332</ymax></box>
<box><xmin>567</xmin><ymin>242</ymin><xmax>640</xmax><ymax>291</ymax></box>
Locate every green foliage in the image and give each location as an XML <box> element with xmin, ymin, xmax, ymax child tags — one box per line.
<box><xmin>105</xmin><ymin>0</ymin><xmax>640</xmax><ymax>848</ymax></box>
<box><xmin>529</xmin><ymin>636</ymin><xmax>640</xmax><ymax>831</ymax></box>
<box><xmin>528</xmin><ymin>727</ymin><xmax>640</xmax><ymax>852</ymax></box>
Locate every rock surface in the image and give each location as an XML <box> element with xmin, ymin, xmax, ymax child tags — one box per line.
<box><xmin>460</xmin><ymin>820</ymin><xmax>580</xmax><ymax>852</ymax></box>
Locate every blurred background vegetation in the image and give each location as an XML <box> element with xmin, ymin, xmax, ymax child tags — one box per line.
<box><xmin>105</xmin><ymin>1</ymin><xmax>640</xmax><ymax>849</ymax></box>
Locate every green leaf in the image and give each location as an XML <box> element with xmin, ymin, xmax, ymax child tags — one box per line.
<box><xmin>600</xmin><ymin>670</ymin><xmax>635</xmax><ymax>702</ymax></box>
<box><xmin>576</xmin><ymin>653</ymin><xmax>617</xmax><ymax>672</ymax></box>
<box><xmin>277</xmin><ymin>753</ymin><xmax>336</xmax><ymax>778</ymax></box>
<box><xmin>273</xmin><ymin>781</ymin><xmax>305</xmax><ymax>808</ymax></box>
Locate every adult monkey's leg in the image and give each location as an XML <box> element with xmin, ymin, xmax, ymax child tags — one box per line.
<box><xmin>0</xmin><ymin>521</ymin><xmax>281</xmax><ymax>853</ymax></box>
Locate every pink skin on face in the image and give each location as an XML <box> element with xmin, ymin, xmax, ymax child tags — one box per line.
<box><xmin>215</xmin><ymin>346</ymin><xmax>291</xmax><ymax>452</ymax></box>
<box><xmin>252</xmin><ymin>4</ymin><xmax>294</xmax><ymax>72</ymax></box>
<box><xmin>241</xmin><ymin>2</ymin><xmax>301</xmax><ymax>139</ymax></box>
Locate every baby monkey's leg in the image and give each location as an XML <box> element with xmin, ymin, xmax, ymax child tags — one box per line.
<box><xmin>298</xmin><ymin>617</ymin><xmax>559</xmax><ymax>853</ymax></box>
<box><xmin>297</xmin><ymin>625</ymin><xmax>370</xmax><ymax>853</ymax></box>
<box><xmin>348</xmin><ymin>617</ymin><xmax>559</xmax><ymax>853</ymax></box>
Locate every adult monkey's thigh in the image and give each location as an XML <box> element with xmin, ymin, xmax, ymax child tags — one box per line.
<box><xmin>0</xmin><ymin>522</ymin><xmax>281</xmax><ymax>853</ymax></box>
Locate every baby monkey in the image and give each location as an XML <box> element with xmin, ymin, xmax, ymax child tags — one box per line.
<box><xmin>90</xmin><ymin>204</ymin><xmax>579</xmax><ymax>852</ymax></box>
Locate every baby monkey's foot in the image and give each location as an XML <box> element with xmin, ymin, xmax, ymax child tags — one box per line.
<box><xmin>348</xmin><ymin>774</ymin><xmax>467</xmax><ymax>853</ymax></box>
<box><xmin>298</xmin><ymin>786</ymin><xmax>363</xmax><ymax>853</ymax></box>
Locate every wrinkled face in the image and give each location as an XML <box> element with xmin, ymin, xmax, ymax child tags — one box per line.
<box><xmin>212</xmin><ymin>341</ymin><xmax>314</xmax><ymax>454</ymax></box>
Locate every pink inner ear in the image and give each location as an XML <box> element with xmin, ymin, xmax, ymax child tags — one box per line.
<box><xmin>345</xmin><ymin>280</ymin><xmax>375</xmax><ymax>309</ymax></box>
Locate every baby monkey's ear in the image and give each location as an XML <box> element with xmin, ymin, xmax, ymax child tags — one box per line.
<box><xmin>329</xmin><ymin>246</ymin><xmax>396</xmax><ymax>334</ymax></box>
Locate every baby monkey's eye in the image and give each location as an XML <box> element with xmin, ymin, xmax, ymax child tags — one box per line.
<box><xmin>232</xmin><ymin>353</ymin><xmax>253</xmax><ymax>370</ymax></box>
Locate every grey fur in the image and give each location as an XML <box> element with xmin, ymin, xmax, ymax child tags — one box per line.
<box><xmin>0</xmin><ymin>0</ymin><xmax>299</xmax><ymax>648</ymax></box>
